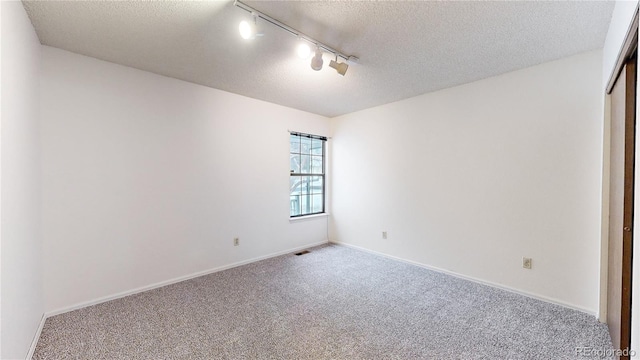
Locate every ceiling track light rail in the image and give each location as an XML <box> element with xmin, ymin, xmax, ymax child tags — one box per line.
<box><xmin>233</xmin><ymin>0</ymin><xmax>358</xmax><ymax>74</ymax></box>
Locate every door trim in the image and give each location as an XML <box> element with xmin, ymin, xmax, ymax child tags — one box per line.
<box><xmin>621</xmin><ymin>52</ymin><xmax>636</xmax><ymax>356</ymax></box>
<box><xmin>606</xmin><ymin>6</ymin><xmax>639</xmax><ymax>95</ymax></box>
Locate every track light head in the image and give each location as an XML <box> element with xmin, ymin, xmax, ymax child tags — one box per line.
<box><xmin>329</xmin><ymin>59</ymin><xmax>349</xmax><ymax>76</ymax></box>
<box><xmin>239</xmin><ymin>14</ymin><xmax>257</xmax><ymax>39</ymax></box>
<box><xmin>310</xmin><ymin>48</ymin><xmax>323</xmax><ymax>71</ymax></box>
<box><xmin>297</xmin><ymin>43</ymin><xmax>311</xmax><ymax>59</ymax></box>
<box><xmin>239</xmin><ymin>20</ymin><xmax>255</xmax><ymax>39</ymax></box>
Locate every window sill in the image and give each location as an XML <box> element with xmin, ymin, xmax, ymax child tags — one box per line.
<box><xmin>289</xmin><ymin>213</ymin><xmax>329</xmax><ymax>222</ymax></box>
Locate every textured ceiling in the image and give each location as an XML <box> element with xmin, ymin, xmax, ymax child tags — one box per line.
<box><xmin>23</xmin><ymin>1</ymin><xmax>614</xmax><ymax>118</ymax></box>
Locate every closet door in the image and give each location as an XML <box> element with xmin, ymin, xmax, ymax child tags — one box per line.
<box><xmin>607</xmin><ymin>52</ymin><xmax>636</xmax><ymax>359</ymax></box>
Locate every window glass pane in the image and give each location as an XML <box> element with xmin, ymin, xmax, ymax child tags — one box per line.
<box><xmin>311</xmin><ymin>139</ymin><xmax>323</xmax><ymax>155</ymax></box>
<box><xmin>290</xmin><ymin>154</ymin><xmax>301</xmax><ymax>173</ymax></box>
<box><xmin>290</xmin><ymin>135</ymin><xmax>301</xmax><ymax>154</ymax></box>
<box><xmin>300</xmin><ymin>193</ymin><xmax>310</xmax><ymax>214</ymax></box>
<box><xmin>301</xmin><ymin>136</ymin><xmax>312</xmax><ymax>155</ymax></box>
<box><xmin>311</xmin><ymin>156</ymin><xmax>323</xmax><ymax>174</ymax></box>
<box><xmin>300</xmin><ymin>176</ymin><xmax>311</xmax><ymax>195</ymax></box>
<box><xmin>312</xmin><ymin>194</ymin><xmax>323</xmax><ymax>213</ymax></box>
<box><xmin>290</xmin><ymin>195</ymin><xmax>300</xmax><ymax>217</ymax></box>
<box><xmin>290</xmin><ymin>176</ymin><xmax>301</xmax><ymax>195</ymax></box>
<box><xmin>310</xmin><ymin>176</ymin><xmax>323</xmax><ymax>194</ymax></box>
<box><xmin>300</xmin><ymin>154</ymin><xmax>311</xmax><ymax>174</ymax></box>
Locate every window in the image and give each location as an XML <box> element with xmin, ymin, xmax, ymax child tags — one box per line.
<box><xmin>290</xmin><ymin>132</ymin><xmax>326</xmax><ymax>217</ymax></box>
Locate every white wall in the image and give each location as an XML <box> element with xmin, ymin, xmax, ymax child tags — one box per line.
<box><xmin>602</xmin><ymin>1</ymin><xmax>640</xmax><ymax>355</ymax></box>
<box><xmin>330</xmin><ymin>50</ymin><xmax>603</xmax><ymax>313</ymax></box>
<box><xmin>1</xmin><ymin>1</ymin><xmax>44</xmax><ymax>358</ymax></box>
<box><xmin>40</xmin><ymin>46</ymin><xmax>330</xmax><ymax>313</ymax></box>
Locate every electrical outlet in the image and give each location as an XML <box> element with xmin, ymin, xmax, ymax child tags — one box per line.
<box><xmin>522</xmin><ymin>257</ymin><xmax>532</xmax><ymax>269</ymax></box>
<box><xmin>234</xmin><ymin>237</ymin><xmax>239</xmax><ymax>246</ymax></box>
<box><xmin>382</xmin><ymin>231</ymin><xmax>387</xmax><ymax>239</ymax></box>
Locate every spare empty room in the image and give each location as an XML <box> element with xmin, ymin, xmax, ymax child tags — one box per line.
<box><xmin>2</xmin><ymin>0</ymin><xmax>639</xmax><ymax>359</ymax></box>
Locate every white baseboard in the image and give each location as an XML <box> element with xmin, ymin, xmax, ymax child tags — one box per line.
<box><xmin>27</xmin><ymin>313</ymin><xmax>47</xmax><ymax>359</ymax></box>
<box><xmin>45</xmin><ymin>240</ymin><xmax>329</xmax><ymax>318</ymax></box>
<box><xmin>330</xmin><ymin>241</ymin><xmax>596</xmax><ymax>317</ymax></box>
